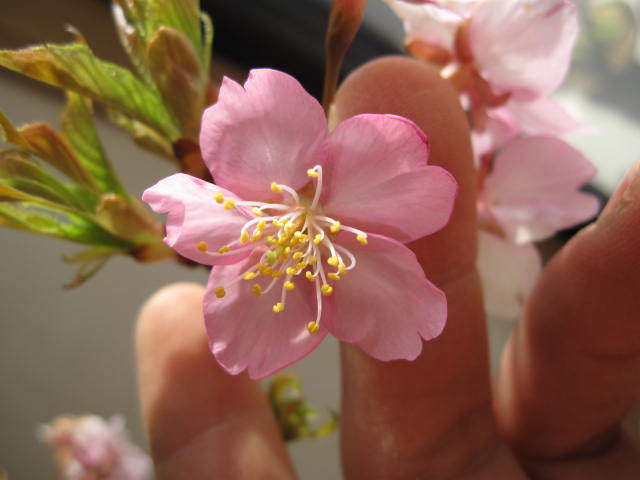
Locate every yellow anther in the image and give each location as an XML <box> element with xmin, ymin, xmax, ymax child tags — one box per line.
<box><xmin>338</xmin><ymin>263</ymin><xmax>347</xmax><ymax>274</ymax></box>
<box><xmin>257</xmin><ymin>219</ymin><xmax>267</xmax><ymax>230</ymax></box>
<box><xmin>213</xmin><ymin>192</ymin><xmax>224</xmax><ymax>204</ymax></box>
<box><xmin>258</xmin><ymin>264</ymin><xmax>273</xmax><ymax>276</ymax></box>
<box><xmin>266</xmin><ymin>235</ymin><xmax>277</xmax><ymax>245</ymax></box>
<box><xmin>289</xmin><ymin>238</ymin><xmax>299</xmax><ymax>247</ymax></box>
<box><xmin>252</xmin><ymin>206</ymin><xmax>264</xmax><ymax>216</ymax></box>
<box><xmin>240</xmin><ymin>231</ymin><xmax>250</xmax><ymax>243</ymax></box>
<box><xmin>307</xmin><ymin>256</ymin><xmax>317</xmax><ymax>265</ymax></box>
<box><xmin>292</xmin><ymin>251</ymin><xmax>304</xmax><ymax>260</ymax></box>
<box><xmin>270</xmin><ymin>182</ymin><xmax>282</xmax><ymax>193</ymax></box>
<box><xmin>285</xmin><ymin>223</ymin><xmax>297</xmax><ymax>234</ymax></box>
<box><xmin>273</xmin><ymin>302</ymin><xmax>284</xmax><ymax>313</ymax></box>
<box><xmin>223</xmin><ymin>199</ymin><xmax>235</xmax><ymax>210</ymax></box>
<box><xmin>321</xmin><ymin>284</ymin><xmax>333</xmax><ymax>296</ymax></box>
<box><xmin>330</xmin><ymin>221</ymin><xmax>341</xmax><ymax>233</ymax></box>
<box><xmin>307</xmin><ymin>169</ymin><xmax>319</xmax><ymax>179</ymax></box>
<box><xmin>307</xmin><ymin>321</ymin><xmax>320</xmax><ymax>334</ymax></box>
<box><xmin>251</xmin><ymin>231</ymin><xmax>262</xmax><ymax>242</ymax></box>
<box><xmin>272</xmin><ymin>219</ymin><xmax>284</xmax><ymax>228</ymax></box>
<box><xmin>197</xmin><ymin>241</ymin><xmax>207</xmax><ymax>252</ymax></box>
<box><xmin>218</xmin><ymin>245</ymin><xmax>230</xmax><ymax>254</ymax></box>
<box><xmin>251</xmin><ymin>284</ymin><xmax>262</xmax><ymax>296</ymax></box>
<box><xmin>284</xmin><ymin>247</ymin><xmax>291</xmax><ymax>255</ymax></box>
<box><xmin>285</xmin><ymin>267</ymin><xmax>297</xmax><ymax>276</ymax></box>
<box><xmin>271</xmin><ymin>270</ymin><xmax>283</xmax><ymax>278</ymax></box>
<box><xmin>215</xmin><ymin>286</ymin><xmax>226</xmax><ymax>298</ymax></box>
<box><xmin>357</xmin><ymin>233</ymin><xmax>368</xmax><ymax>245</ymax></box>
<box><xmin>328</xmin><ymin>273</ymin><xmax>341</xmax><ymax>281</ymax></box>
<box><xmin>327</xmin><ymin>256</ymin><xmax>339</xmax><ymax>267</ymax></box>
<box><xmin>313</xmin><ymin>234</ymin><xmax>322</xmax><ymax>245</ymax></box>
<box><xmin>278</xmin><ymin>234</ymin><xmax>290</xmax><ymax>245</ymax></box>
<box><xmin>284</xmin><ymin>281</ymin><xmax>295</xmax><ymax>291</ymax></box>
<box><xmin>243</xmin><ymin>272</ymin><xmax>257</xmax><ymax>280</ymax></box>
<box><xmin>296</xmin><ymin>262</ymin><xmax>307</xmax><ymax>270</ymax></box>
<box><xmin>305</xmin><ymin>271</ymin><xmax>315</xmax><ymax>282</ymax></box>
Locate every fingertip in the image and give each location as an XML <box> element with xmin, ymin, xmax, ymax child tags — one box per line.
<box><xmin>136</xmin><ymin>282</ymin><xmax>206</xmax><ymax>353</ymax></box>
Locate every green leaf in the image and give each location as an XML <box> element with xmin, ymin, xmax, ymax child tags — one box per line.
<box><xmin>0</xmin><ymin>42</ymin><xmax>179</xmax><ymax>139</ymax></box>
<box><xmin>107</xmin><ymin>109</ymin><xmax>174</xmax><ymax>158</ymax></box>
<box><xmin>0</xmin><ymin>150</ymin><xmax>88</xmax><ymax>208</ymax></box>
<box><xmin>112</xmin><ymin>0</ymin><xmax>211</xmax><ymax>74</ymax></box>
<box><xmin>147</xmin><ymin>27</ymin><xmax>206</xmax><ymax>140</ymax></box>
<box><xmin>18</xmin><ymin>122</ymin><xmax>97</xmax><ymax>189</ymax></box>
<box><xmin>0</xmin><ymin>202</ymin><xmax>132</xmax><ymax>247</ymax></box>
<box><xmin>61</xmin><ymin>92</ymin><xmax>126</xmax><ymax>194</ymax></box>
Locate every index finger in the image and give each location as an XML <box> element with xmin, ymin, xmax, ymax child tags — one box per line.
<box><xmin>332</xmin><ymin>57</ymin><xmax>524</xmax><ymax>479</ymax></box>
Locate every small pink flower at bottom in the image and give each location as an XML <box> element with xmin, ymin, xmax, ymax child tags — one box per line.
<box><xmin>143</xmin><ymin>69</ymin><xmax>458</xmax><ymax>379</ymax></box>
<box><xmin>38</xmin><ymin>415</ymin><xmax>151</xmax><ymax>480</ymax></box>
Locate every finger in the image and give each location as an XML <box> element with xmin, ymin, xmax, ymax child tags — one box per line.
<box><xmin>136</xmin><ymin>283</ymin><xmax>297</xmax><ymax>479</ymax></box>
<box><xmin>496</xmin><ymin>160</ymin><xmax>640</xmax><ymax>470</ymax></box>
<box><xmin>332</xmin><ymin>57</ymin><xmax>525</xmax><ymax>479</ymax></box>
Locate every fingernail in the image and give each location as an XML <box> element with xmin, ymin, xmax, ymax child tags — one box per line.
<box><xmin>600</xmin><ymin>158</ymin><xmax>640</xmax><ymax>218</ymax></box>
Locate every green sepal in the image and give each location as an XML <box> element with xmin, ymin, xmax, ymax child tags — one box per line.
<box><xmin>62</xmin><ymin>92</ymin><xmax>126</xmax><ymax>195</ymax></box>
<box><xmin>0</xmin><ymin>41</ymin><xmax>179</xmax><ymax>140</ymax></box>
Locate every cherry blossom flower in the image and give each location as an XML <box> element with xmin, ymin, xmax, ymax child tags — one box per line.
<box><xmin>143</xmin><ymin>69</ymin><xmax>458</xmax><ymax>379</ymax></box>
<box><xmin>476</xmin><ymin>135</ymin><xmax>599</xmax><ymax>319</ymax></box>
<box><xmin>38</xmin><ymin>415</ymin><xmax>151</xmax><ymax>480</ymax></box>
<box><xmin>387</xmin><ymin>0</ymin><xmax>580</xmax><ymax>147</ymax></box>
<box><xmin>478</xmin><ymin>136</ymin><xmax>599</xmax><ymax>245</ymax></box>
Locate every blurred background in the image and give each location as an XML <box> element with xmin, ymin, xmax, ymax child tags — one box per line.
<box><xmin>1</xmin><ymin>0</ymin><xmax>639</xmax><ymax>478</ymax></box>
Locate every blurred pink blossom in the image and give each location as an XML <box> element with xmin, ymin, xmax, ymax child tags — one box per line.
<box><xmin>38</xmin><ymin>415</ymin><xmax>151</xmax><ymax>480</ymax></box>
<box><xmin>387</xmin><ymin>0</ymin><xmax>580</xmax><ymax>152</ymax></box>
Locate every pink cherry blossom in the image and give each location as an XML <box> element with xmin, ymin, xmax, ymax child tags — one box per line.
<box><xmin>478</xmin><ymin>135</ymin><xmax>599</xmax><ymax>244</ymax></box>
<box><xmin>38</xmin><ymin>415</ymin><xmax>151</xmax><ymax>480</ymax></box>
<box><xmin>476</xmin><ymin>135</ymin><xmax>598</xmax><ymax>319</ymax></box>
<box><xmin>387</xmin><ymin>0</ymin><xmax>580</xmax><ymax>149</ymax></box>
<box><xmin>143</xmin><ymin>69</ymin><xmax>458</xmax><ymax>379</ymax></box>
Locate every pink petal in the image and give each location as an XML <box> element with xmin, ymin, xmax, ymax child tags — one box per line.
<box><xmin>477</xmin><ymin>231</ymin><xmax>541</xmax><ymax>319</ymax></box>
<box><xmin>505</xmin><ymin>96</ymin><xmax>583</xmax><ymax>137</ymax></box>
<box><xmin>321</xmin><ymin>114</ymin><xmax>458</xmax><ymax>243</ymax></box>
<box><xmin>385</xmin><ymin>0</ymin><xmax>463</xmax><ymax>51</ymax></box>
<box><xmin>469</xmin><ymin>0</ymin><xmax>578</xmax><ymax>96</ymax></box>
<box><xmin>200</xmin><ymin>69</ymin><xmax>327</xmax><ymax>200</ymax></box>
<box><xmin>142</xmin><ymin>173</ymin><xmax>252</xmax><ymax>265</ymax></box>
<box><xmin>324</xmin><ymin>233</ymin><xmax>447</xmax><ymax>361</ymax></box>
<box><xmin>471</xmin><ymin>108</ymin><xmax>519</xmax><ymax>162</ymax></box>
<box><xmin>204</xmin><ymin>251</ymin><xmax>327</xmax><ymax>380</ymax></box>
<box><xmin>484</xmin><ymin>136</ymin><xmax>600</xmax><ymax>243</ymax></box>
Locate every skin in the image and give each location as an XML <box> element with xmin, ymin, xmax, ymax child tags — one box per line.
<box><xmin>136</xmin><ymin>57</ymin><xmax>640</xmax><ymax>479</ymax></box>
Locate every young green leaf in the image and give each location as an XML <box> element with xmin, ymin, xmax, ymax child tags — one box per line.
<box><xmin>0</xmin><ymin>150</ymin><xmax>88</xmax><ymax>209</ymax></box>
<box><xmin>0</xmin><ymin>42</ymin><xmax>179</xmax><ymax>139</ymax></box>
<box><xmin>61</xmin><ymin>92</ymin><xmax>126</xmax><ymax>195</ymax></box>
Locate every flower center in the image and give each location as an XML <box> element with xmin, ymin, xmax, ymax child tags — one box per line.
<box><xmin>198</xmin><ymin>165</ymin><xmax>368</xmax><ymax>334</ymax></box>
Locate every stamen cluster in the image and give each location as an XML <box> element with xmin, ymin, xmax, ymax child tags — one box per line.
<box><xmin>195</xmin><ymin>165</ymin><xmax>368</xmax><ymax>334</ymax></box>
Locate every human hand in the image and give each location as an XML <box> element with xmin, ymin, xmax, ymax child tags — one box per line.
<box><xmin>136</xmin><ymin>57</ymin><xmax>640</xmax><ymax>479</ymax></box>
